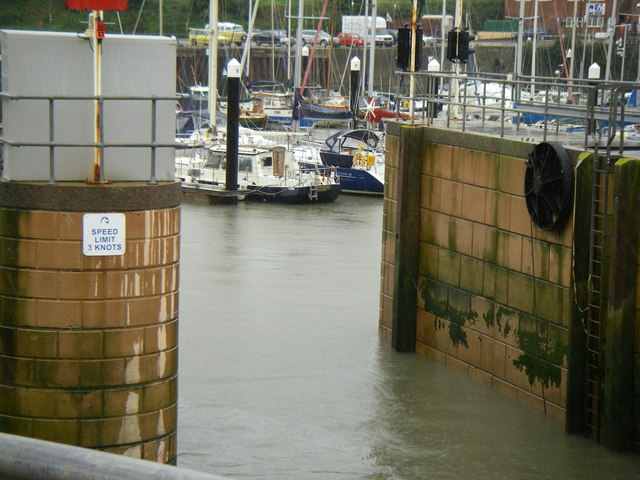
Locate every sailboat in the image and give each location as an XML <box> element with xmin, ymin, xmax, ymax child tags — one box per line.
<box><xmin>175</xmin><ymin>0</ymin><xmax>341</xmax><ymax>203</ymax></box>
<box><xmin>176</xmin><ymin>133</ymin><xmax>341</xmax><ymax>203</ymax></box>
<box><xmin>295</xmin><ymin>128</ymin><xmax>385</xmax><ymax>195</ymax></box>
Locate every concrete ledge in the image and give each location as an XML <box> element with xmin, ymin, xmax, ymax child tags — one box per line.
<box><xmin>0</xmin><ymin>182</ymin><xmax>182</xmax><ymax>211</ymax></box>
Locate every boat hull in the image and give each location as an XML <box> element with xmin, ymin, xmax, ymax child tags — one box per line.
<box><xmin>239</xmin><ymin>114</ymin><xmax>268</xmax><ymax>130</ymax></box>
<box><xmin>299</xmin><ymin>162</ymin><xmax>383</xmax><ymax>195</ymax></box>
<box><xmin>334</xmin><ymin>167</ymin><xmax>383</xmax><ymax>195</ymax></box>
<box><xmin>245</xmin><ymin>183</ymin><xmax>341</xmax><ymax>203</ymax></box>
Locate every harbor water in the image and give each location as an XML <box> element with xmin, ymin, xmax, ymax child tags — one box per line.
<box><xmin>177</xmin><ymin>196</ymin><xmax>640</xmax><ymax>480</ymax></box>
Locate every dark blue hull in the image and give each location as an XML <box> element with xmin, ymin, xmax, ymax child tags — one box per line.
<box><xmin>299</xmin><ymin>162</ymin><xmax>383</xmax><ymax>195</ymax></box>
<box><xmin>334</xmin><ymin>167</ymin><xmax>383</xmax><ymax>195</ymax></box>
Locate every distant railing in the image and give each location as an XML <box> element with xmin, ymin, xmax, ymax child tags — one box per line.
<box><xmin>395</xmin><ymin>71</ymin><xmax>640</xmax><ymax>156</ymax></box>
<box><xmin>0</xmin><ymin>92</ymin><xmax>182</xmax><ymax>184</ymax></box>
<box><xmin>0</xmin><ymin>432</ymin><xmax>232</xmax><ymax>480</ymax></box>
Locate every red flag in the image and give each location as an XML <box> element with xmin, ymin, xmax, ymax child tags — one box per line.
<box><xmin>66</xmin><ymin>0</ymin><xmax>128</xmax><ymax>11</ymax></box>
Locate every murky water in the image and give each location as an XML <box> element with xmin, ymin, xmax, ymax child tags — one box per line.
<box><xmin>177</xmin><ymin>196</ymin><xmax>640</xmax><ymax>480</ymax></box>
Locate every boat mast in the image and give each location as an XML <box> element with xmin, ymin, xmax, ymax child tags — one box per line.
<box><xmin>439</xmin><ymin>0</ymin><xmax>446</xmax><ymax>69</ymax></box>
<box><xmin>515</xmin><ymin>0</ymin><xmax>524</xmax><ymax>80</ymax></box>
<box><xmin>271</xmin><ymin>2</ymin><xmax>275</xmax><ymax>82</ymax></box>
<box><xmin>293</xmin><ymin>0</ymin><xmax>304</xmax><ymax>91</ymax></box>
<box><xmin>568</xmin><ymin>0</ymin><xmax>578</xmax><ymax>84</ymax></box>
<box><xmin>361</xmin><ymin>0</ymin><xmax>369</xmax><ymax>98</ymax></box>
<box><xmin>241</xmin><ymin>0</ymin><xmax>261</xmax><ymax>75</ymax></box>
<box><xmin>531</xmin><ymin>0</ymin><xmax>539</xmax><ymax>95</ymax></box>
<box><xmin>208</xmin><ymin>0</ymin><xmax>219</xmax><ymax>134</ymax></box>
<box><xmin>367</xmin><ymin>0</ymin><xmax>377</xmax><ymax>97</ymax></box>
<box><xmin>604</xmin><ymin>0</ymin><xmax>618</xmax><ymax>81</ymax></box>
<box><xmin>288</xmin><ymin>0</ymin><xmax>293</xmax><ymax>81</ymax></box>
<box><xmin>450</xmin><ymin>0</ymin><xmax>462</xmax><ymax>118</ymax></box>
<box><xmin>292</xmin><ymin>0</ymin><xmax>305</xmax><ymax>131</ymax></box>
<box><xmin>408</xmin><ymin>0</ymin><xmax>418</xmax><ymax>119</ymax></box>
<box><xmin>247</xmin><ymin>0</ymin><xmax>252</xmax><ymax>75</ymax></box>
<box><xmin>326</xmin><ymin>0</ymin><xmax>338</xmax><ymax>95</ymax></box>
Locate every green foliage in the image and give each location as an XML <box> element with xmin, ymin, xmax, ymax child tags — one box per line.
<box><xmin>0</xmin><ymin>0</ymin><xmax>200</xmax><ymax>37</ymax></box>
<box><xmin>0</xmin><ymin>0</ymin><xmax>506</xmax><ymax>38</ymax></box>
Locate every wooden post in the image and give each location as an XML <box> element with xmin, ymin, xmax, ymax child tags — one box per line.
<box><xmin>566</xmin><ymin>152</ymin><xmax>593</xmax><ymax>434</ymax></box>
<box><xmin>225</xmin><ymin>59</ymin><xmax>241</xmax><ymax>192</ymax></box>
<box><xmin>602</xmin><ymin>157</ymin><xmax>640</xmax><ymax>450</ymax></box>
<box><xmin>391</xmin><ymin>125</ymin><xmax>422</xmax><ymax>352</ymax></box>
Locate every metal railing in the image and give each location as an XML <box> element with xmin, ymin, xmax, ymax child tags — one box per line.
<box><xmin>0</xmin><ymin>432</ymin><xmax>232</xmax><ymax>480</ymax></box>
<box><xmin>395</xmin><ymin>71</ymin><xmax>640</xmax><ymax>157</ymax></box>
<box><xmin>0</xmin><ymin>92</ymin><xmax>182</xmax><ymax>184</ymax></box>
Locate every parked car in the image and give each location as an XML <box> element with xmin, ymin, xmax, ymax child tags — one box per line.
<box><xmin>188</xmin><ymin>27</ymin><xmax>208</xmax><ymax>45</ymax></box>
<box><xmin>375</xmin><ymin>31</ymin><xmax>394</xmax><ymax>47</ymax></box>
<box><xmin>253</xmin><ymin>29</ymin><xmax>295</xmax><ymax>47</ymax></box>
<box><xmin>188</xmin><ymin>23</ymin><xmax>246</xmax><ymax>46</ymax></box>
<box><xmin>333</xmin><ymin>32</ymin><xmax>365</xmax><ymax>47</ymax></box>
<box><xmin>382</xmin><ymin>29</ymin><xmax>398</xmax><ymax>44</ymax></box>
<box><xmin>301</xmin><ymin>29</ymin><xmax>332</xmax><ymax>47</ymax></box>
<box><xmin>218</xmin><ymin>22</ymin><xmax>246</xmax><ymax>46</ymax></box>
<box><xmin>252</xmin><ymin>29</ymin><xmax>281</xmax><ymax>47</ymax></box>
<box><xmin>273</xmin><ymin>29</ymin><xmax>295</xmax><ymax>45</ymax></box>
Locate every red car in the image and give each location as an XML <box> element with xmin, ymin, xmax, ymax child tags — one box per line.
<box><xmin>333</xmin><ymin>32</ymin><xmax>365</xmax><ymax>47</ymax></box>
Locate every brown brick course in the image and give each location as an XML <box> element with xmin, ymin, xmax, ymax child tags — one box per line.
<box><xmin>0</xmin><ymin>187</ymin><xmax>180</xmax><ymax>464</ymax></box>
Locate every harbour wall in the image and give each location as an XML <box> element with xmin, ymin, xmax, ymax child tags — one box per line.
<box><xmin>380</xmin><ymin>122</ymin><xmax>640</xmax><ymax>452</ymax></box>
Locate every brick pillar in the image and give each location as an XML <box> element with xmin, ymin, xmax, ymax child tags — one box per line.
<box><xmin>0</xmin><ymin>182</ymin><xmax>181</xmax><ymax>464</ymax></box>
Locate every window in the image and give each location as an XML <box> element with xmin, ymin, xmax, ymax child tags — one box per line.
<box><xmin>238</xmin><ymin>157</ymin><xmax>253</xmax><ymax>172</ymax></box>
<box><xmin>586</xmin><ymin>16</ymin><xmax>604</xmax><ymax>27</ymax></box>
<box><xmin>206</xmin><ymin>153</ymin><xmax>225</xmax><ymax>169</ymax></box>
<box><xmin>566</xmin><ymin>17</ymin><xmax>582</xmax><ymax>27</ymax></box>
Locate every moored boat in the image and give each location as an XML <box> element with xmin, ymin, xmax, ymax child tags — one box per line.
<box><xmin>295</xmin><ymin>128</ymin><xmax>384</xmax><ymax>195</ymax></box>
<box><xmin>176</xmin><ymin>136</ymin><xmax>341</xmax><ymax>203</ymax></box>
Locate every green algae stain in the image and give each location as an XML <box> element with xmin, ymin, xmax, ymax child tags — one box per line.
<box><xmin>448</xmin><ymin>218</ymin><xmax>457</xmax><ymax>252</ymax></box>
<box><xmin>448</xmin><ymin>321</ymin><xmax>467</xmax><ymax>347</ymax></box>
<box><xmin>446</xmin><ymin>307</ymin><xmax>478</xmax><ymax>348</ymax></box>
<box><xmin>497</xmin><ymin>307</ymin><xmax>515</xmax><ymax>339</ymax></box>
<box><xmin>421</xmin><ymin>279</ymin><xmax>449</xmax><ymax>319</ymax></box>
<box><xmin>512</xmin><ymin>322</ymin><xmax>567</xmax><ymax>389</ymax></box>
<box><xmin>421</xmin><ymin>279</ymin><xmax>478</xmax><ymax>348</ymax></box>
<box><xmin>483</xmin><ymin>303</ymin><xmax>495</xmax><ymax>327</ymax></box>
